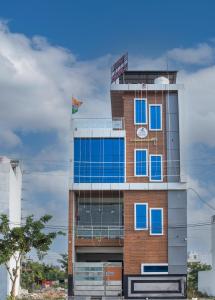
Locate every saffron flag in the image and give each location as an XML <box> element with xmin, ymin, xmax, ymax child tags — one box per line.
<box><xmin>72</xmin><ymin>97</ymin><xmax>83</xmax><ymax>114</ymax></box>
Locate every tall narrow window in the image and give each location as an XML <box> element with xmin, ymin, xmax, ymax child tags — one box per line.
<box><xmin>134</xmin><ymin>98</ymin><xmax>147</xmax><ymax>124</ymax></box>
<box><xmin>150</xmin><ymin>154</ymin><xmax>163</xmax><ymax>181</ymax></box>
<box><xmin>150</xmin><ymin>208</ymin><xmax>163</xmax><ymax>235</ymax></box>
<box><xmin>135</xmin><ymin>149</ymin><xmax>148</xmax><ymax>176</ymax></box>
<box><xmin>149</xmin><ymin>104</ymin><xmax>162</xmax><ymax>131</ymax></box>
<box><xmin>134</xmin><ymin>203</ymin><xmax>148</xmax><ymax>230</ymax></box>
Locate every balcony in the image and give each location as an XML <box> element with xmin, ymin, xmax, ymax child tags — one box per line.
<box><xmin>76</xmin><ymin>225</ymin><xmax>124</xmax><ymax>239</ymax></box>
<box><xmin>76</xmin><ymin>198</ymin><xmax>123</xmax><ymax>241</ymax></box>
<box><xmin>72</xmin><ymin>117</ymin><xmax>124</xmax><ymax>130</ymax></box>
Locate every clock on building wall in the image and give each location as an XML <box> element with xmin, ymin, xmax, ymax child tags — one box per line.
<box><xmin>137</xmin><ymin>127</ymin><xmax>148</xmax><ymax>139</ymax></box>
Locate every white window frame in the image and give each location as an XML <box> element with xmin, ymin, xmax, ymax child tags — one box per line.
<box><xmin>149</xmin><ymin>104</ymin><xmax>162</xmax><ymax>131</ymax></box>
<box><xmin>149</xmin><ymin>207</ymin><xmax>164</xmax><ymax>236</ymax></box>
<box><xmin>134</xmin><ymin>98</ymin><xmax>148</xmax><ymax>125</ymax></box>
<box><xmin>149</xmin><ymin>154</ymin><xmax>163</xmax><ymax>182</ymax></box>
<box><xmin>141</xmin><ymin>263</ymin><xmax>168</xmax><ymax>275</ymax></box>
<box><xmin>134</xmin><ymin>149</ymin><xmax>148</xmax><ymax>177</ymax></box>
<box><xmin>134</xmin><ymin>203</ymin><xmax>148</xmax><ymax>231</ymax></box>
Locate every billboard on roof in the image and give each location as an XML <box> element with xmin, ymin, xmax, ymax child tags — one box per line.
<box><xmin>111</xmin><ymin>53</ymin><xmax>128</xmax><ymax>83</ymax></box>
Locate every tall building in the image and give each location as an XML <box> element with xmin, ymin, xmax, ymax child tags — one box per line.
<box><xmin>68</xmin><ymin>67</ymin><xmax>187</xmax><ymax>299</ymax></box>
<box><xmin>0</xmin><ymin>157</ymin><xmax>22</xmax><ymax>299</ymax></box>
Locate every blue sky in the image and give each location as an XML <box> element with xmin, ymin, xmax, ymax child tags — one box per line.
<box><xmin>1</xmin><ymin>0</ymin><xmax>215</xmax><ymax>59</ymax></box>
<box><xmin>0</xmin><ymin>0</ymin><xmax>215</xmax><ymax>264</ymax></box>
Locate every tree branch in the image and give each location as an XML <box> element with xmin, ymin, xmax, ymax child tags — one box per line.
<box><xmin>5</xmin><ymin>262</ymin><xmax>14</xmax><ymax>283</ymax></box>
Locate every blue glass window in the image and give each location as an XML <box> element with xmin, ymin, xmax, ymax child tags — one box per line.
<box><xmin>150</xmin><ymin>208</ymin><xmax>163</xmax><ymax>235</ymax></box>
<box><xmin>149</xmin><ymin>104</ymin><xmax>162</xmax><ymax>130</ymax></box>
<box><xmin>135</xmin><ymin>149</ymin><xmax>148</xmax><ymax>176</ymax></box>
<box><xmin>142</xmin><ymin>264</ymin><xmax>168</xmax><ymax>274</ymax></box>
<box><xmin>134</xmin><ymin>203</ymin><xmax>148</xmax><ymax>230</ymax></box>
<box><xmin>150</xmin><ymin>155</ymin><xmax>162</xmax><ymax>181</ymax></box>
<box><xmin>74</xmin><ymin>138</ymin><xmax>125</xmax><ymax>183</ymax></box>
<box><xmin>134</xmin><ymin>98</ymin><xmax>147</xmax><ymax>124</ymax></box>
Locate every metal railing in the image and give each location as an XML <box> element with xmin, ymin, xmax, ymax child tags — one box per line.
<box><xmin>72</xmin><ymin>117</ymin><xmax>124</xmax><ymax>130</ymax></box>
<box><xmin>76</xmin><ymin>225</ymin><xmax>124</xmax><ymax>239</ymax></box>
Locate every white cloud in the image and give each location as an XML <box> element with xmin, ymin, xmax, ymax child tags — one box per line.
<box><xmin>0</xmin><ymin>129</ymin><xmax>21</xmax><ymax>148</ymax></box>
<box><xmin>129</xmin><ymin>55</ymin><xmax>168</xmax><ymax>70</ymax></box>
<box><xmin>0</xmin><ymin>22</ymin><xmax>111</xmax><ymax>148</ymax></box>
<box><xmin>180</xmin><ymin>66</ymin><xmax>215</xmax><ymax>146</ymax></box>
<box><xmin>168</xmin><ymin>43</ymin><xmax>215</xmax><ymax>65</ymax></box>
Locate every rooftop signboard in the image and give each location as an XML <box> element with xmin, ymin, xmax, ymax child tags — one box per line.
<box><xmin>111</xmin><ymin>53</ymin><xmax>128</xmax><ymax>83</ymax></box>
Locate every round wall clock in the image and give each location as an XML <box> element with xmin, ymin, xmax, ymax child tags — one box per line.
<box><xmin>137</xmin><ymin>127</ymin><xmax>148</xmax><ymax>139</ymax></box>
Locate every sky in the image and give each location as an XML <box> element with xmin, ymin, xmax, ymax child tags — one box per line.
<box><xmin>0</xmin><ymin>0</ymin><xmax>215</xmax><ymax>264</ymax></box>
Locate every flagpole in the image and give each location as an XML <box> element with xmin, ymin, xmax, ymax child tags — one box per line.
<box><xmin>69</xmin><ymin>96</ymin><xmax>83</xmax><ymax>295</ymax></box>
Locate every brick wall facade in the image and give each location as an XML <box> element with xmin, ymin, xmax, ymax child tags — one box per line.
<box><xmin>123</xmin><ymin>92</ymin><xmax>168</xmax><ymax>275</ymax></box>
<box><xmin>123</xmin><ymin>91</ymin><xmax>167</xmax><ymax>183</ymax></box>
<box><xmin>123</xmin><ymin>190</ymin><xmax>168</xmax><ymax>275</ymax></box>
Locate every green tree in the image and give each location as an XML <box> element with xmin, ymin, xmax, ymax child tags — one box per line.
<box><xmin>42</xmin><ymin>263</ymin><xmax>65</xmax><ymax>281</ymax></box>
<box><xmin>57</xmin><ymin>253</ymin><xmax>68</xmax><ymax>273</ymax></box>
<box><xmin>0</xmin><ymin>214</ymin><xmax>64</xmax><ymax>300</ymax></box>
<box><xmin>21</xmin><ymin>260</ymin><xmax>66</xmax><ymax>291</ymax></box>
<box><xmin>187</xmin><ymin>261</ymin><xmax>212</xmax><ymax>298</ymax></box>
<box><xmin>21</xmin><ymin>260</ymin><xmax>45</xmax><ymax>290</ymax></box>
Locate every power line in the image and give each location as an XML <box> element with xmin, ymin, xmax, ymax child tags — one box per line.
<box><xmin>7</xmin><ymin>156</ymin><xmax>215</xmax><ymax>165</ymax></box>
<box><xmin>188</xmin><ymin>187</ymin><xmax>215</xmax><ymax>211</ymax></box>
<box><xmin>6</xmin><ymin>220</ymin><xmax>215</xmax><ymax>232</ymax></box>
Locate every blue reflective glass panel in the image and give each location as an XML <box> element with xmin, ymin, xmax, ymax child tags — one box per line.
<box><xmin>74</xmin><ymin>138</ymin><xmax>124</xmax><ymax>183</ymax></box>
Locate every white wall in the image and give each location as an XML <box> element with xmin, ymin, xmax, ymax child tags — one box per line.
<box><xmin>198</xmin><ymin>216</ymin><xmax>215</xmax><ymax>296</ymax></box>
<box><xmin>0</xmin><ymin>157</ymin><xmax>22</xmax><ymax>300</ymax></box>
<box><xmin>198</xmin><ymin>271</ymin><xmax>215</xmax><ymax>296</ymax></box>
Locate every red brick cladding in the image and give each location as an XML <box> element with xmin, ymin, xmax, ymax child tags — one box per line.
<box><xmin>123</xmin><ymin>190</ymin><xmax>168</xmax><ymax>275</ymax></box>
<box><xmin>123</xmin><ymin>91</ymin><xmax>167</xmax><ymax>183</ymax></box>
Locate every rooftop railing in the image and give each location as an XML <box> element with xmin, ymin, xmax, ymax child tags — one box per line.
<box><xmin>72</xmin><ymin>117</ymin><xmax>124</xmax><ymax>130</ymax></box>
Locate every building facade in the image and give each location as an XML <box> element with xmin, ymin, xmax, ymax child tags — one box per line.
<box><xmin>68</xmin><ymin>70</ymin><xmax>187</xmax><ymax>299</ymax></box>
<box><xmin>0</xmin><ymin>157</ymin><xmax>22</xmax><ymax>299</ymax></box>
